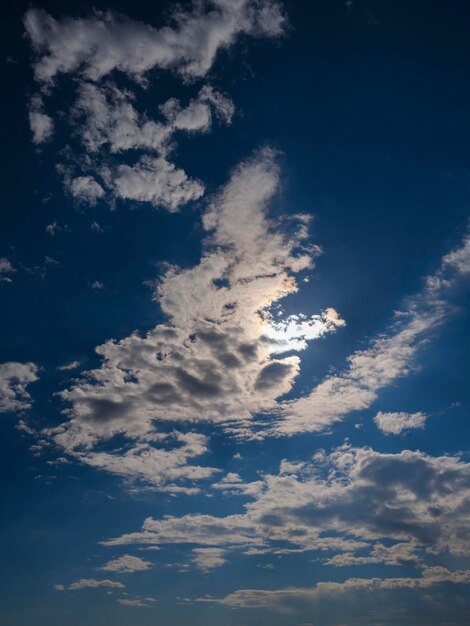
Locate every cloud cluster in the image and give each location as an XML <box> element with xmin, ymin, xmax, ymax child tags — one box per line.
<box><xmin>105</xmin><ymin>445</ymin><xmax>470</xmax><ymax>569</ymax></box>
<box><xmin>41</xmin><ymin>150</ymin><xmax>342</xmax><ymax>490</ymax></box>
<box><xmin>0</xmin><ymin>362</ymin><xmax>39</xmax><ymax>413</ymax></box>
<box><xmin>24</xmin><ymin>2</ymin><xmax>285</xmax><ymax>210</ymax></box>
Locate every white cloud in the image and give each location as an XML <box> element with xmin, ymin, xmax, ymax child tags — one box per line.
<box><xmin>374</xmin><ymin>411</ymin><xmax>428</xmax><ymax>435</ymax></box>
<box><xmin>112</xmin><ymin>156</ymin><xmax>204</xmax><ymax>211</ymax></box>
<box><xmin>100</xmin><ymin>554</ymin><xmax>152</xmax><ymax>573</ymax></box>
<box><xmin>270</xmin><ymin>232</ymin><xmax>470</xmax><ymax>437</ymax></box>
<box><xmin>24</xmin><ymin>2</ymin><xmax>285</xmax><ymax>84</ymax></box>
<box><xmin>0</xmin><ymin>362</ymin><xmax>39</xmax><ymax>413</ymax></box>
<box><xmin>105</xmin><ymin>446</ymin><xmax>470</xmax><ymax>566</ymax></box>
<box><xmin>118</xmin><ymin>597</ymin><xmax>155</xmax><ymax>607</ymax></box>
<box><xmin>192</xmin><ymin>548</ymin><xmax>227</xmax><ymax>571</ymax></box>
<box><xmin>24</xmin><ymin>2</ymin><xmax>282</xmax><ymax>210</ymax></box>
<box><xmin>55</xmin><ymin>578</ymin><xmax>125</xmax><ymax>591</ymax></box>
<box><xmin>41</xmin><ymin>150</ymin><xmax>342</xmax><ymax>490</ymax></box>
<box><xmin>204</xmin><ymin>566</ymin><xmax>470</xmax><ymax>608</ymax></box>
<box><xmin>28</xmin><ymin>93</ymin><xmax>53</xmax><ymax>144</ymax></box>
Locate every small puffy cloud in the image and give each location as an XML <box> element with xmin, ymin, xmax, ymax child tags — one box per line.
<box><xmin>374</xmin><ymin>411</ymin><xmax>428</xmax><ymax>435</ymax></box>
<box><xmin>0</xmin><ymin>362</ymin><xmax>39</xmax><ymax>413</ymax></box>
<box><xmin>112</xmin><ymin>156</ymin><xmax>204</xmax><ymax>211</ymax></box>
<box><xmin>100</xmin><ymin>554</ymin><xmax>152</xmax><ymax>573</ymax></box>
<box><xmin>192</xmin><ymin>548</ymin><xmax>226</xmax><ymax>571</ymax></box>
<box><xmin>43</xmin><ymin>150</ymin><xmax>342</xmax><ymax>491</ymax></box>
<box><xmin>68</xmin><ymin>176</ymin><xmax>105</xmax><ymax>205</ymax></box>
<box><xmin>55</xmin><ymin>578</ymin><xmax>125</xmax><ymax>591</ymax></box>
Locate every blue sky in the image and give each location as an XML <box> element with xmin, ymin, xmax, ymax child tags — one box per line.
<box><xmin>1</xmin><ymin>1</ymin><xmax>470</xmax><ymax>625</ymax></box>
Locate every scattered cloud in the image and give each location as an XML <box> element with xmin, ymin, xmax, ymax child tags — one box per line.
<box><xmin>28</xmin><ymin>93</ymin><xmax>53</xmax><ymax>144</ymax></box>
<box><xmin>57</xmin><ymin>360</ymin><xmax>81</xmax><ymax>371</ymax></box>
<box><xmin>55</xmin><ymin>578</ymin><xmax>125</xmax><ymax>591</ymax></box>
<box><xmin>24</xmin><ymin>2</ymin><xmax>285</xmax><ymax>84</ymax></box>
<box><xmin>105</xmin><ymin>445</ymin><xmax>470</xmax><ymax>570</ymax></box>
<box><xmin>0</xmin><ymin>257</ymin><xmax>15</xmax><ymax>282</ymax></box>
<box><xmin>100</xmin><ymin>554</ymin><xmax>152</xmax><ymax>573</ymax></box>
<box><xmin>374</xmin><ymin>411</ymin><xmax>428</xmax><ymax>435</ymax></box>
<box><xmin>39</xmin><ymin>150</ymin><xmax>342</xmax><ymax>491</ymax></box>
<box><xmin>203</xmin><ymin>566</ymin><xmax>470</xmax><ymax>609</ymax></box>
<box><xmin>192</xmin><ymin>548</ymin><xmax>227</xmax><ymax>571</ymax></box>
<box><xmin>0</xmin><ymin>362</ymin><xmax>39</xmax><ymax>413</ymax></box>
<box><xmin>270</xmin><ymin>231</ymin><xmax>470</xmax><ymax>437</ymax></box>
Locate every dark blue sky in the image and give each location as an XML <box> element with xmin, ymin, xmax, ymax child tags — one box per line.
<box><xmin>1</xmin><ymin>2</ymin><xmax>470</xmax><ymax>625</ymax></box>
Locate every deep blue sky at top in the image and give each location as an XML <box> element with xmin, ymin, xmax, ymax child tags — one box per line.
<box><xmin>1</xmin><ymin>2</ymin><xmax>470</xmax><ymax>624</ymax></box>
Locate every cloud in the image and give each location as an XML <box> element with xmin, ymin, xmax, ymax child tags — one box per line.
<box><xmin>67</xmin><ymin>176</ymin><xmax>105</xmax><ymax>205</ymax></box>
<box><xmin>204</xmin><ymin>566</ymin><xmax>470</xmax><ymax>609</ymax></box>
<box><xmin>111</xmin><ymin>156</ymin><xmax>204</xmax><ymax>211</ymax></box>
<box><xmin>118</xmin><ymin>597</ymin><xmax>155</xmax><ymax>607</ymax></box>
<box><xmin>24</xmin><ymin>2</ymin><xmax>283</xmax><ymax>210</ymax></box>
<box><xmin>40</xmin><ymin>150</ymin><xmax>342</xmax><ymax>490</ymax></box>
<box><xmin>271</xmin><ymin>231</ymin><xmax>470</xmax><ymax>437</ymax></box>
<box><xmin>105</xmin><ymin>445</ymin><xmax>470</xmax><ymax>565</ymax></box>
<box><xmin>28</xmin><ymin>93</ymin><xmax>54</xmax><ymax>144</ymax></box>
<box><xmin>55</xmin><ymin>578</ymin><xmax>125</xmax><ymax>591</ymax></box>
<box><xmin>192</xmin><ymin>548</ymin><xmax>227</xmax><ymax>570</ymax></box>
<box><xmin>100</xmin><ymin>554</ymin><xmax>152</xmax><ymax>573</ymax></box>
<box><xmin>0</xmin><ymin>362</ymin><xmax>39</xmax><ymax>413</ymax></box>
<box><xmin>23</xmin><ymin>2</ymin><xmax>285</xmax><ymax>84</ymax></box>
<box><xmin>373</xmin><ymin>411</ymin><xmax>428</xmax><ymax>435</ymax></box>
<box><xmin>0</xmin><ymin>257</ymin><xmax>15</xmax><ymax>283</ymax></box>
<box><xmin>57</xmin><ymin>360</ymin><xmax>81</xmax><ymax>371</ymax></box>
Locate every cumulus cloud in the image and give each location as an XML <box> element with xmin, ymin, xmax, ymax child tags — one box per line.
<box><xmin>0</xmin><ymin>362</ymin><xmax>39</xmax><ymax>413</ymax></box>
<box><xmin>374</xmin><ymin>411</ymin><xmax>428</xmax><ymax>435</ymax></box>
<box><xmin>100</xmin><ymin>554</ymin><xmax>152</xmax><ymax>573</ymax></box>
<box><xmin>105</xmin><ymin>445</ymin><xmax>470</xmax><ymax>569</ymax></box>
<box><xmin>39</xmin><ymin>150</ymin><xmax>342</xmax><ymax>490</ymax></box>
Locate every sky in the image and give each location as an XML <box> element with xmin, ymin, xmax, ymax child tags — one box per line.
<box><xmin>1</xmin><ymin>1</ymin><xmax>470</xmax><ymax>625</ymax></box>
